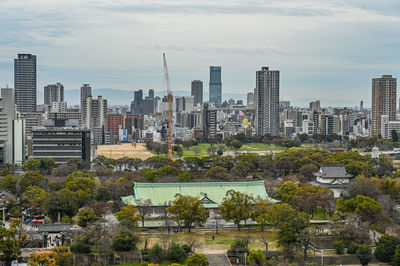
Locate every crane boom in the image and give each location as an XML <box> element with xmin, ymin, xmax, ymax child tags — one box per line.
<box><xmin>162</xmin><ymin>53</ymin><xmax>174</xmax><ymax>160</ymax></box>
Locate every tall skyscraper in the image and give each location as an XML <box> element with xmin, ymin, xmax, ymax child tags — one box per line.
<box><xmin>203</xmin><ymin>103</ymin><xmax>217</xmax><ymax>140</ymax></box>
<box><xmin>82</xmin><ymin>96</ymin><xmax>108</xmax><ymax>145</ymax></box>
<box><xmin>14</xmin><ymin>54</ymin><xmax>37</xmax><ymax>112</ymax></box>
<box><xmin>247</xmin><ymin>92</ymin><xmax>254</xmax><ymax>107</ymax></box>
<box><xmin>371</xmin><ymin>75</ymin><xmax>397</xmax><ymax>136</ymax></box>
<box><xmin>80</xmin><ymin>84</ymin><xmax>92</xmax><ymax>110</ymax></box>
<box><xmin>255</xmin><ymin>67</ymin><xmax>280</xmax><ymax>136</ymax></box>
<box><xmin>191</xmin><ymin>80</ymin><xmax>203</xmax><ymax>106</ymax></box>
<box><xmin>149</xmin><ymin>89</ymin><xmax>154</xmax><ymax>99</ymax></box>
<box><xmin>131</xmin><ymin>90</ymin><xmax>143</xmax><ymax>114</ymax></box>
<box><xmin>44</xmin><ymin>82</ymin><xmax>64</xmax><ymax>105</ymax></box>
<box><xmin>0</xmin><ymin>88</ymin><xmax>15</xmax><ymax>164</ymax></box>
<box><xmin>209</xmin><ymin>66</ymin><xmax>222</xmax><ymax>106</ymax></box>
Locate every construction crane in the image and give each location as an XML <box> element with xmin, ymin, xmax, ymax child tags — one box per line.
<box><xmin>162</xmin><ymin>53</ymin><xmax>174</xmax><ymax>160</ymax></box>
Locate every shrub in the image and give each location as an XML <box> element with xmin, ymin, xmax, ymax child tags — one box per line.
<box><xmin>356</xmin><ymin>245</ymin><xmax>372</xmax><ymax>266</ymax></box>
<box><xmin>159</xmin><ymin>166</ymin><xmax>181</xmax><ymax>177</ymax></box>
<box><xmin>392</xmin><ymin>246</ymin><xmax>400</xmax><ymax>266</ymax></box>
<box><xmin>182</xmin><ymin>244</ymin><xmax>192</xmax><ymax>254</ymax></box>
<box><xmin>112</xmin><ymin>229</ymin><xmax>138</xmax><ymax>251</ymax></box>
<box><xmin>178</xmin><ymin>171</ymin><xmax>194</xmax><ymax>182</ymax></box>
<box><xmin>228</xmin><ymin>239</ymin><xmax>249</xmax><ymax>255</ymax></box>
<box><xmin>149</xmin><ymin>244</ymin><xmax>163</xmax><ymax>263</ymax></box>
<box><xmin>374</xmin><ymin>234</ymin><xmax>400</xmax><ymax>263</ymax></box>
<box><xmin>332</xmin><ymin>240</ymin><xmax>345</xmax><ymax>254</ymax></box>
<box><xmin>70</xmin><ymin>243</ymin><xmax>91</xmax><ymax>254</ymax></box>
<box><xmin>167</xmin><ymin>242</ymin><xmax>186</xmax><ymax>263</ymax></box>
<box><xmin>248</xmin><ymin>249</ymin><xmax>267</xmax><ymax>266</ymax></box>
<box><xmin>347</xmin><ymin>242</ymin><xmax>359</xmax><ymax>254</ymax></box>
<box><xmin>187</xmin><ymin>253</ymin><xmax>209</xmax><ymax>266</ymax></box>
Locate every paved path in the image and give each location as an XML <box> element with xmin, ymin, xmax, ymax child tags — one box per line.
<box><xmin>205</xmin><ymin>254</ymin><xmax>231</xmax><ymax>266</ymax></box>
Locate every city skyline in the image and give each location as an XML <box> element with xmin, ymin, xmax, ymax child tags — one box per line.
<box><xmin>0</xmin><ymin>0</ymin><xmax>399</xmax><ymax>107</ymax></box>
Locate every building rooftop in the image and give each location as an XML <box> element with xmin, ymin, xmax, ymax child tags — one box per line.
<box><xmin>314</xmin><ymin>165</ymin><xmax>353</xmax><ymax>178</ymax></box>
<box><xmin>122</xmin><ymin>181</ymin><xmax>278</xmax><ymax>208</ymax></box>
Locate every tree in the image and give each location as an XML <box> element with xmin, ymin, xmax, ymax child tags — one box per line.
<box><xmin>0</xmin><ymin>224</ymin><xmax>22</xmax><ymax>264</ymax></box>
<box><xmin>65</xmin><ymin>175</ymin><xmax>97</xmax><ymax>207</ymax></box>
<box><xmin>206</xmin><ymin>166</ymin><xmax>231</xmax><ymax>180</ymax></box>
<box><xmin>374</xmin><ymin>234</ymin><xmax>400</xmax><ymax>263</ymax></box>
<box><xmin>52</xmin><ymin>164</ymin><xmax>77</xmax><ymax>177</ymax></box>
<box><xmin>167</xmin><ymin>194</ymin><xmax>208</xmax><ymax>232</ymax></box>
<box><xmin>77</xmin><ymin>208</ymin><xmax>99</xmax><ymax>228</ymax></box>
<box><xmin>335</xmin><ymin>195</ymin><xmax>383</xmax><ymax>223</ymax></box>
<box><xmin>19</xmin><ymin>171</ymin><xmax>47</xmax><ymax>192</ymax></box>
<box><xmin>207</xmin><ymin>145</ymin><xmax>217</xmax><ymax>155</ymax></box>
<box><xmin>0</xmin><ymin>175</ymin><xmax>19</xmax><ymax>194</ymax></box>
<box><xmin>356</xmin><ymin>245</ymin><xmax>372</xmax><ymax>266</ymax></box>
<box><xmin>248</xmin><ymin>249</ymin><xmax>267</xmax><ymax>266</ymax></box>
<box><xmin>136</xmin><ymin>199</ymin><xmax>153</xmax><ymax>227</ymax></box>
<box><xmin>231</xmin><ymin>140</ymin><xmax>242</xmax><ymax>150</ymax></box>
<box><xmin>114</xmin><ymin>206</ymin><xmax>140</xmax><ymax>228</ymax></box>
<box><xmin>22</xmin><ymin>157</ymin><xmax>40</xmax><ymax>171</ymax></box>
<box><xmin>112</xmin><ymin>228</ymin><xmax>138</xmax><ymax>251</ymax></box>
<box><xmin>52</xmin><ymin>246</ymin><xmax>73</xmax><ymax>266</ymax></box>
<box><xmin>392</xmin><ymin>130</ymin><xmax>399</xmax><ymax>142</ymax></box>
<box><xmin>193</xmin><ymin>146</ymin><xmax>201</xmax><ymax>156</ymax></box>
<box><xmin>28</xmin><ymin>251</ymin><xmax>56</xmax><ymax>266</ymax></box>
<box><xmin>45</xmin><ymin>190</ymin><xmax>79</xmax><ymax>222</ymax></box>
<box><xmin>22</xmin><ymin>186</ymin><xmax>49</xmax><ymax>214</ymax></box>
<box><xmin>219</xmin><ymin>190</ymin><xmax>254</xmax><ymax>230</ymax></box>
<box><xmin>167</xmin><ymin>242</ymin><xmax>187</xmax><ymax>263</ymax></box>
<box><xmin>39</xmin><ymin>158</ymin><xmax>56</xmax><ymax>175</ymax></box>
<box><xmin>392</xmin><ymin>246</ymin><xmax>400</xmax><ymax>266</ymax></box>
<box><xmin>178</xmin><ymin>171</ymin><xmax>195</xmax><ymax>182</ymax></box>
<box><xmin>149</xmin><ymin>244</ymin><xmax>164</xmax><ymax>263</ymax></box>
<box><xmin>227</xmin><ymin>238</ymin><xmax>250</xmax><ymax>255</ymax></box>
<box><xmin>187</xmin><ymin>253</ymin><xmax>209</xmax><ymax>266</ymax></box>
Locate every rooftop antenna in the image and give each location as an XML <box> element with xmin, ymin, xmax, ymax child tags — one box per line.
<box><xmin>5</xmin><ymin>76</ymin><xmax>8</xmax><ymax>88</ymax></box>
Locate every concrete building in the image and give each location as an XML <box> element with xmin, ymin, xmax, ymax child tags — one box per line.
<box><xmin>209</xmin><ymin>66</ymin><xmax>222</xmax><ymax>106</ymax></box>
<box><xmin>302</xmin><ymin>119</ymin><xmax>314</xmax><ymax>136</ymax></box>
<box><xmin>14</xmin><ymin>54</ymin><xmax>37</xmax><ymax>112</ymax></box>
<box><xmin>191</xmin><ymin>80</ymin><xmax>203</xmax><ymax>106</ymax></box>
<box><xmin>255</xmin><ymin>67</ymin><xmax>280</xmax><ymax>136</ymax></box>
<box><xmin>47</xmin><ymin>112</ymin><xmax>82</xmax><ymax>127</ymax></box>
<box><xmin>44</xmin><ymin>83</ymin><xmax>64</xmax><ymax>106</ymax></box>
<box><xmin>142</xmin><ymin>98</ymin><xmax>155</xmax><ymax>115</ymax></box>
<box><xmin>381</xmin><ymin>115</ymin><xmax>400</xmax><ymax>140</ymax></box>
<box><xmin>203</xmin><ymin>103</ymin><xmax>217</xmax><ymax>141</ymax></box>
<box><xmin>80</xmin><ymin>84</ymin><xmax>92</xmax><ymax>111</ymax></box>
<box><xmin>247</xmin><ymin>92</ymin><xmax>254</xmax><ymax>108</ymax></box>
<box><xmin>149</xmin><ymin>89</ymin><xmax>154</xmax><ymax>99</ymax></box>
<box><xmin>0</xmin><ymin>88</ymin><xmax>15</xmax><ymax>164</ymax></box>
<box><xmin>13</xmin><ymin>119</ymin><xmax>25</xmax><ymax>166</ymax></box>
<box><xmin>20</xmin><ymin>112</ymin><xmax>43</xmax><ymax>136</ymax></box>
<box><xmin>50</xmin><ymin>101</ymin><xmax>67</xmax><ymax>113</ymax></box>
<box><xmin>32</xmin><ymin>127</ymin><xmax>91</xmax><ymax>164</ymax></box>
<box><xmin>372</xmin><ymin>75</ymin><xmax>397</xmax><ymax>136</ymax></box>
<box><xmin>309</xmin><ymin>100</ymin><xmax>321</xmax><ymax>112</ymax></box>
<box><xmin>82</xmin><ymin>96</ymin><xmax>107</xmax><ymax>145</ymax></box>
<box><xmin>131</xmin><ymin>90</ymin><xmax>143</xmax><ymax>115</ymax></box>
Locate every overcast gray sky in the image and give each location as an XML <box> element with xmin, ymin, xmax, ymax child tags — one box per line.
<box><xmin>0</xmin><ymin>0</ymin><xmax>399</xmax><ymax>106</ymax></box>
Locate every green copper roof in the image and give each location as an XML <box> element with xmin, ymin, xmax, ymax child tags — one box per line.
<box><xmin>121</xmin><ymin>181</ymin><xmax>279</xmax><ymax>208</ymax></box>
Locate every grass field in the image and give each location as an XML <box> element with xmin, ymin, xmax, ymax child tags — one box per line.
<box><xmin>150</xmin><ymin>142</ymin><xmax>316</xmax><ymax>158</ymax></box>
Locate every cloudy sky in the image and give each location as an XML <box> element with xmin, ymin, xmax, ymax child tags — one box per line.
<box><xmin>0</xmin><ymin>0</ymin><xmax>399</xmax><ymax>106</ymax></box>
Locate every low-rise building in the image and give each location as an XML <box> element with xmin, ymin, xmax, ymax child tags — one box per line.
<box><xmin>312</xmin><ymin>165</ymin><xmax>353</xmax><ymax>198</ymax></box>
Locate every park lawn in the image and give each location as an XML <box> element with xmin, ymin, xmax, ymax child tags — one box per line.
<box><xmin>137</xmin><ymin>229</ymin><xmax>278</xmax><ymax>252</ymax></box>
<box><xmin>312</xmin><ymin>209</ymin><xmax>331</xmax><ymax>220</ymax></box>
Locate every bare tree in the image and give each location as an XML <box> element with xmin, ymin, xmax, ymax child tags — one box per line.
<box><xmin>260</xmin><ymin>235</ymin><xmax>269</xmax><ymax>253</ymax></box>
<box><xmin>136</xmin><ymin>199</ymin><xmax>153</xmax><ymax>227</ymax></box>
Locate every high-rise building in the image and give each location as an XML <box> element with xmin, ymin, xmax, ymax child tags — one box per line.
<box><xmin>360</xmin><ymin>100</ymin><xmax>364</xmax><ymax>113</ymax></box>
<box><xmin>255</xmin><ymin>67</ymin><xmax>280</xmax><ymax>136</ymax></box>
<box><xmin>209</xmin><ymin>66</ymin><xmax>222</xmax><ymax>106</ymax></box>
<box><xmin>14</xmin><ymin>54</ymin><xmax>37</xmax><ymax>112</ymax></box>
<box><xmin>149</xmin><ymin>89</ymin><xmax>154</xmax><ymax>99</ymax></box>
<box><xmin>44</xmin><ymin>83</ymin><xmax>64</xmax><ymax>105</ymax></box>
<box><xmin>82</xmin><ymin>96</ymin><xmax>108</xmax><ymax>144</ymax></box>
<box><xmin>247</xmin><ymin>92</ymin><xmax>254</xmax><ymax>107</ymax></box>
<box><xmin>191</xmin><ymin>80</ymin><xmax>203</xmax><ymax>106</ymax></box>
<box><xmin>202</xmin><ymin>103</ymin><xmax>217</xmax><ymax>140</ymax></box>
<box><xmin>80</xmin><ymin>84</ymin><xmax>92</xmax><ymax>111</ymax></box>
<box><xmin>0</xmin><ymin>88</ymin><xmax>15</xmax><ymax>164</ymax></box>
<box><xmin>131</xmin><ymin>90</ymin><xmax>143</xmax><ymax>114</ymax></box>
<box><xmin>371</xmin><ymin>75</ymin><xmax>397</xmax><ymax>136</ymax></box>
<box><xmin>309</xmin><ymin>100</ymin><xmax>321</xmax><ymax>112</ymax></box>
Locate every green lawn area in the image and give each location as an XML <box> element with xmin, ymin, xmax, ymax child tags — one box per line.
<box><xmin>312</xmin><ymin>209</ymin><xmax>331</xmax><ymax>220</ymax></box>
<box><xmin>149</xmin><ymin>142</ymin><xmax>317</xmax><ymax>158</ymax></box>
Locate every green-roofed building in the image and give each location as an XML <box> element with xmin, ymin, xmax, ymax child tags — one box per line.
<box><xmin>121</xmin><ymin>181</ymin><xmax>278</xmax><ymax>217</ymax></box>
